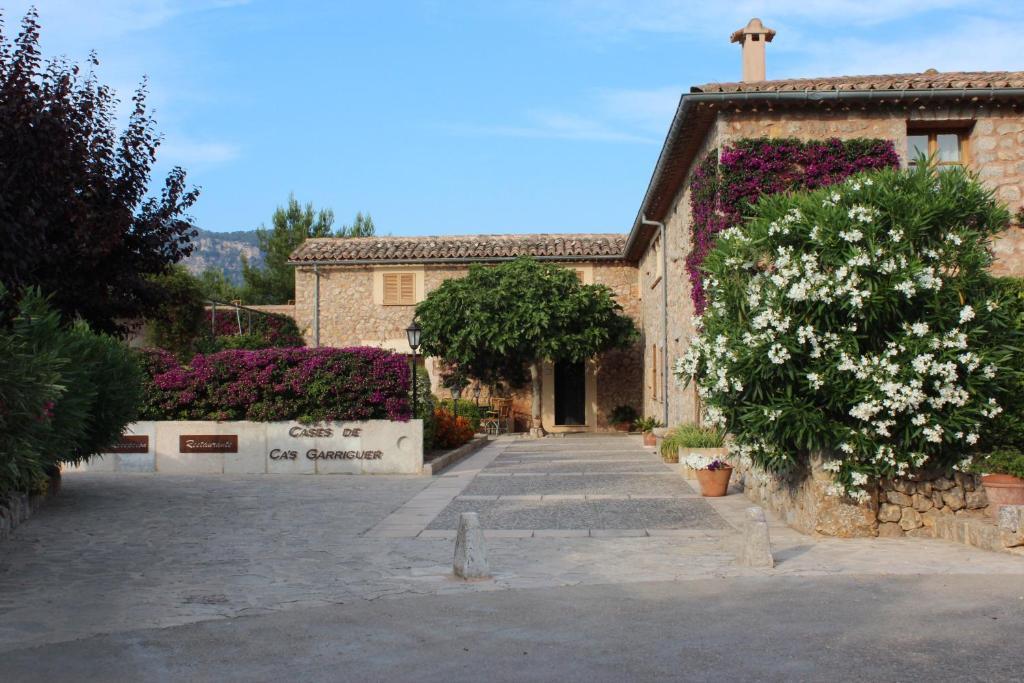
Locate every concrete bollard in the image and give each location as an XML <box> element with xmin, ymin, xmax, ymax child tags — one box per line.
<box><xmin>453</xmin><ymin>512</ymin><xmax>490</xmax><ymax>579</ymax></box>
<box><xmin>738</xmin><ymin>506</ymin><xmax>774</xmax><ymax>568</ymax></box>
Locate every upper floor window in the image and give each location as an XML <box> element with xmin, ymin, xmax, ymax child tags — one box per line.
<box><xmin>382</xmin><ymin>272</ymin><xmax>417</xmax><ymax>306</ymax></box>
<box><xmin>907</xmin><ymin>128</ymin><xmax>968</xmax><ymax>169</ymax></box>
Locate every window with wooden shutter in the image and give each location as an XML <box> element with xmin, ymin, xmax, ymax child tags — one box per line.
<box><xmin>382</xmin><ymin>272</ymin><xmax>417</xmax><ymax>305</ymax></box>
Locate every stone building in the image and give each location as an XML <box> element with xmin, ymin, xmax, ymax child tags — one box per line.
<box><xmin>288</xmin><ymin>234</ymin><xmax>643</xmax><ymax>433</ymax></box>
<box><xmin>628</xmin><ymin>21</ymin><xmax>1024</xmax><ymax>427</ymax></box>
<box><xmin>290</xmin><ymin>19</ymin><xmax>1024</xmax><ymax>445</ymax></box>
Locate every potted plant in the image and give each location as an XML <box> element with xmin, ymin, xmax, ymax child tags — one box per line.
<box><xmin>684</xmin><ymin>452</ymin><xmax>733</xmax><ymax>497</ymax></box>
<box><xmin>634</xmin><ymin>416</ymin><xmax>663</xmax><ymax>447</ymax></box>
<box><xmin>970</xmin><ymin>449</ymin><xmax>1024</xmax><ymax>518</ymax></box>
<box><xmin>665</xmin><ymin>425</ymin><xmax>727</xmax><ymax>475</ymax></box>
<box><xmin>610</xmin><ymin>405</ymin><xmax>638</xmax><ymax>433</ymax></box>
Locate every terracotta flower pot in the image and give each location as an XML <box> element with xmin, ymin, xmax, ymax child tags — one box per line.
<box><xmin>643</xmin><ymin>431</ymin><xmax>657</xmax><ymax>447</ymax></box>
<box><xmin>613</xmin><ymin>422</ymin><xmax>631</xmax><ymax>432</ymax></box>
<box><xmin>695</xmin><ymin>465</ymin><xmax>733</xmax><ymax>497</ymax></box>
<box><xmin>981</xmin><ymin>474</ymin><xmax>1024</xmax><ymax>518</ymax></box>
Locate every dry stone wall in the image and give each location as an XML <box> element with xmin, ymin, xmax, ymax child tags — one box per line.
<box><xmin>876</xmin><ymin>473</ymin><xmax>988</xmax><ymax>538</ymax></box>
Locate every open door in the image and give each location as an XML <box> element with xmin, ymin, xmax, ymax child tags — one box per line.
<box><xmin>554</xmin><ymin>360</ymin><xmax>586</xmax><ymax>426</ymax></box>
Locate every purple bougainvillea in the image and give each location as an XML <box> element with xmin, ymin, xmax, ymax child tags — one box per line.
<box><xmin>687</xmin><ymin>137</ymin><xmax>900</xmax><ymax>314</ymax></box>
<box><xmin>140</xmin><ymin>346</ymin><xmax>411</xmax><ymax>422</ymax></box>
<box><xmin>205</xmin><ymin>309</ymin><xmax>306</xmax><ymax>348</ymax></box>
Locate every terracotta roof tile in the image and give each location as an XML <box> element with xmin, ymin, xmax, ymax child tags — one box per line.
<box><xmin>288</xmin><ymin>234</ymin><xmax>628</xmax><ymax>264</ymax></box>
<box><xmin>694</xmin><ymin>70</ymin><xmax>1024</xmax><ymax>94</ymax></box>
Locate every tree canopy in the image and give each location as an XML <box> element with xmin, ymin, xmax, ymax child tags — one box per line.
<box><xmin>0</xmin><ymin>9</ymin><xmax>199</xmax><ymax>332</ymax></box>
<box><xmin>241</xmin><ymin>194</ymin><xmax>334</xmax><ymax>304</ymax></box>
<box><xmin>415</xmin><ymin>257</ymin><xmax>638</xmax><ymax>432</ymax></box>
<box><xmin>241</xmin><ymin>195</ymin><xmax>376</xmax><ymax>304</ymax></box>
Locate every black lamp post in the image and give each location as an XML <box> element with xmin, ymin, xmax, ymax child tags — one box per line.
<box><xmin>406</xmin><ymin>321</ymin><xmax>422</xmax><ymax>417</ymax></box>
<box><xmin>451</xmin><ymin>385</ymin><xmax>462</xmax><ymax>419</ymax></box>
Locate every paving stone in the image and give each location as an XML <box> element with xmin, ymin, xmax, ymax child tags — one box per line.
<box><xmin>427</xmin><ymin>499</ymin><xmax>598</xmax><ymax>530</ymax></box>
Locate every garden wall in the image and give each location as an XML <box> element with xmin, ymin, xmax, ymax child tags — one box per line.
<box><xmin>733</xmin><ymin>453</ymin><xmax>991</xmax><ymax>538</ymax></box>
<box><xmin>69</xmin><ymin>420</ymin><xmax>423</xmax><ymax>475</ymax></box>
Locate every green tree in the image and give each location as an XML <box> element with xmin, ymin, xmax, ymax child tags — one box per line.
<box><xmin>196</xmin><ymin>268</ymin><xmax>243</xmax><ymax>303</ymax></box>
<box><xmin>242</xmin><ymin>194</ymin><xmax>335</xmax><ymax>304</ymax></box>
<box><xmin>338</xmin><ymin>211</ymin><xmax>376</xmax><ymax>237</ymax></box>
<box><xmin>144</xmin><ymin>266</ymin><xmax>207</xmax><ymax>359</ymax></box>
<box><xmin>415</xmin><ymin>257</ymin><xmax>638</xmax><ymax>434</ymax></box>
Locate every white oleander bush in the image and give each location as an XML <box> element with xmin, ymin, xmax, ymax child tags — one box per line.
<box><xmin>675</xmin><ymin>164</ymin><xmax>1022</xmax><ymax>502</ymax></box>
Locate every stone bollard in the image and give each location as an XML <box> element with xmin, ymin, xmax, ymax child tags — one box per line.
<box><xmin>453</xmin><ymin>512</ymin><xmax>490</xmax><ymax>579</ymax></box>
<box><xmin>998</xmin><ymin>505</ymin><xmax>1024</xmax><ymax>548</ymax></box>
<box><xmin>738</xmin><ymin>506</ymin><xmax>774</xmax><ymax>568</ymax></box>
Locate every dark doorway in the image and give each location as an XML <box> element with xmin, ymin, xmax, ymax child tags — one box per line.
<box><xmin>554</xmin><ymin>360</ymin><xmax>586</xmax><ymax>426</ymax></box>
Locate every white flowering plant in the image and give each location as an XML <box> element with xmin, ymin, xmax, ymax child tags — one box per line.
<box><xmin>675</xmin><ymin>164</ymin><xmax>1022</xmax><ymax>502</ymax></box>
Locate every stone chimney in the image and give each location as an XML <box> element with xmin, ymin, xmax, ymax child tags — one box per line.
<box><xmin>730</xmin><ymin>18</ymin><xmax>775</xmax><ymax>82</ymax></box>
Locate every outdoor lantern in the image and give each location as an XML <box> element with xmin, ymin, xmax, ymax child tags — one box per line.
<box><xmin>451</xmin><ymin>385</ymin><xmax>462</xmax><ymax>418</ymax></box>
<box><xmin>472</xmin><ymin>383</ymin><xmax>481</xmax><ymax>406</ymax></box>
<box><xmin>406</xmin><ymin>320</ymin><xmax>422</xmax><ymax>417</ymax></box>
<box><xmin>406</xmin><ymin>321</ymin><xmax>422</xmax><ymax>351</ymax></box>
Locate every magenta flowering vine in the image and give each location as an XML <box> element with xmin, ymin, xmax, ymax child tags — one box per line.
<box><xmin>140</xmin><ymin>346</ymin><xmax>412</xmax><ymax>422</ymax></box>
<box><xmin>687</xmin><ymin>137</ymin><xmax>900</xmax><ymax>314</ymax></box>
<box><xmin>205</xmin><ymin>310</ymin><xmax>306</xmax><ymax>348</ymax></box>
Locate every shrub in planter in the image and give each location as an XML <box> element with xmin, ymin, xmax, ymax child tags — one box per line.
<box><xmin>677</xmin><ymin>164</ymin><xmax>1020</xmax><ymax>503</ymax></box>
<box><xmin>610</xmin><ymin>405</ymin><xmax>639</xmax><ymax>431</ymax></box>
<box><xmin>660</xmin><ymin>424</ymin><xmax>726</xmax><ymax>463</ymax></box>
<box><xmin>433</xmin><ymin>408</ymin><xmax>474</xmax><ymax>450</ymax></box>
<box><xmin>634</xmin><ymin>416</ymin><xmax>663</xmax><ymax>446</ymax></box>
<box><xmin>140</xmin><ymin>346</ymin><xmax>411</xmax><ymax>422</ymax></box>
<box><xmin>683</xmin><ymin>452</ymin><xmax>733</xmax><ymax>497</ymax></box>
<box><xmin>970</xmin><ymin>449</ymin><xmax>1024</xmax><ymax>517</ymax></box>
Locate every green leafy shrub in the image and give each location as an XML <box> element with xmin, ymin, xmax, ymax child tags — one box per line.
<box><xmin>677</xmin><ymin>164</ymin><xmax>1020</xmax><ymax>502</ymax></box>
<box><xmin>436</xmin><ymin>398</ymin><xmax>484</xmax><ymax>433</ymax></box>
<box><xmin>145</xmin><ymin>266</ymin><xmax>207</xmax><ymax>360</ymax></box>
<box><xmin>634</xmin><ymin>416</ymin><xmax>663</xmax><ymax>433</ymax></box>
<box><xmin>0</xmin><ymin>289</ymin><xmax>141</xmax><ymax>494</ymax></box>
<box><xmin>659</xmin><ymin>424</ymin><xmax>726</xmax><ymax>462</ymax></box>
<box><xmin>412</xmin><ymin>366</ymin><xmax>437</xmax><ymax>451</ymax></box>
<box><xmin>969</xmin><ymin>449</ymin><xmax>1024</xmax><ymax>479</ymax></box>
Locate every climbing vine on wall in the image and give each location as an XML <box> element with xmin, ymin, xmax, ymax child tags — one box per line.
<box><xmin>687</xmin><ymin>137</ymin><xmax>900</xmax><ymax>314</ymax></box>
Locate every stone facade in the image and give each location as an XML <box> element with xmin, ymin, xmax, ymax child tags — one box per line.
<box><xmin>639</xmin><ymin>127</ymin><xmax>718</xmax><ymax>426</ymax></box>
<box><xmin>637</xmin><ymin>101</ymin><xmax>1024</xmax><ymax>537</ymax></box>
<box><xmin>717</xmin><ymin>105</ymin><xmax>1024</xmax><ymax>274</ymax></box>
<box><xmin>293</xmin><ymin>260</ymin><xmax>643</xmax><ymax>433</ymax></box>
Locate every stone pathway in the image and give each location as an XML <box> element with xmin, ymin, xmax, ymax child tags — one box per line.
<box><xmin>2</xmin><ymin>438</ymin><xmax>1023</xmax><ymax>654</ymax></box>
<box><xmin>420</xmin><ymin>435</ymin><xmax>728</xmax><ymax>535</ymax></box>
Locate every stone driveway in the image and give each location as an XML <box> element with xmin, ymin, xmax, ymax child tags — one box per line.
<box><xmin>2</xmin><ymin>434</ymin><xmax>1023</xmax><ymax>655</ymax></box>
<box><xmin>424</xmin><ymin>435</ymin><xmax>728</xmax><ymax>534</ymax></box>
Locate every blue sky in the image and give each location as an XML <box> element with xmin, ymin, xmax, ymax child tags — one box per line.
<box><xmin>15</xmin><ymin>1</ymin><xmax>1023</xmax><ymax>235</ymax></box>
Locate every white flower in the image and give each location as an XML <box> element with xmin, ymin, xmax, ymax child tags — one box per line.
<box><xmin>839</xmin><ymin>229</ymin><xmax>863</xmax><ymax>243</ymax></box>
<box><xmin>888</xmin><ymin>228</ymin><xmax>904</xmax><ymax>241</ymax></box>
<box><xmin>806</xmin><ymin>372</ymin><xmax>824</xmax><ymax>390</ymax></box>
<box><xmin>966</xmin><ymin>433</ymin><xmax>979</xmax><ymax>445</ymax></box>
<box><xmin>847</xmin><ymin>205</ymin><xmax>876</xmax><ymax>223</ymax></box>
<box><xmin>839</xmin><ymin>442</ymin><xmax>855</xmax><ymax>454</ymax></box>
<box><xmin>910</xmin><ymin>322</ymin><xmax>929</xmax><ymax>337</ymax></box>
<box><xmin>959</xmin><ymin>305</ymin><xmax>975</xmax><ymax>324</ymax></box>
<box><xmin>767</xmin><ymin>343</ymin><xmax>791</xmax><ymax>365</ymax></box>
<box><xmin>922</xmin><ymin>424</ymin><xmax>944</xmax><ymax>443</ymax></box>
